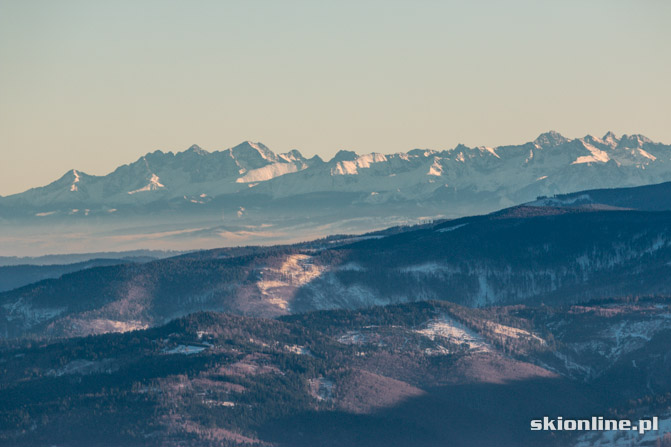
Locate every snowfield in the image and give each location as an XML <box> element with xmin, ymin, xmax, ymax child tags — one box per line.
<box><xmin>414</xmin><ymin>315</ymin><xmax>490</xmax><ymax>352</ymax></box>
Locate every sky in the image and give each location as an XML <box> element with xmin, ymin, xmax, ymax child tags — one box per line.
<box><xmin>1</xmin><ymin>0</ymin><xmax>670</xmax><ymax>196</ymax></box>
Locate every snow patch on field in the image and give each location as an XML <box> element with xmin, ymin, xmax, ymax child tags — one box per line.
<box><xmin>414</xmin><ymin>315</ymin><xmax>490</xmax><ymax>352</ymax></box>
<box><xmin>2</xmin><ymin>299</ymin><xmax>65</xmax><ymax>327</ymax></box>
<box><xmin>423</xmin><ymin>345</ymin><xmax>451</xmax><ymax>356</ymax></box>
<box><xmin>598</xmin><ymin>317</ymin><xmax>671</xmax><ymax>360</ymax></box>
<box><xmin>336</xmin><ymin>263</ymin><xmax>365</xmax><ymax>272</ymax></box>
<box><xmin>485</xmin><ymin>321</ymin><xmax>546</xmax><ymax>345</ymax></box>
<box><xmin>163</xmin><ymin>345</ymin><xmax>208</xmax><ymax>355</ymax></box>
<box><xmin>256</xmin><ymin>254</ymin><xmax>326</xmax><ymax>311</ymax></box>
<box><xmin>63</xmin><ymin>318</ymin><xmax>149</xmax><ymax>337</ymax></box>
<box><xmin>285</xmin><ymin>344</ymin><xmax>312</xmax><ymax>356</ymax></box>
<box><xmin>337</xmin><ymin>331</ymin><xmax>366</xmax><ymax>345</ymax></box>
<box><xmin>475</xmin><ymin>273</ymin><xmax>496</xmax><ymax>306</ymax></box>
<box><xmin>436</xmin><ymin>223</ymin><xmax>467</xmax><ymax>233</ymax></box>
<box><xmin>308</xmin><ymin>377</ymin><xmax>334</xmax><ymax>401</ymax></box>
<box><xmin>645</xmin><ymin>236</ymin><xmax>667</xmax><ymax>254</ymax></box>
<box><xmin>541</xmin><ymin>312</ymin><xmax>671</xmax><ymax>381</ymax></box>
<box><xmin>399</xmin><ymin>263</ymin><xmax>461</xmax><ymax>274</ymax></box>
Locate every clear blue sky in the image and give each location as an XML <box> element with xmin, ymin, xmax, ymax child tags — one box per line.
<box><xmin>1</xmin><ymin>0</ymin><xmax>670</xmax><ymax>196</ymax></box>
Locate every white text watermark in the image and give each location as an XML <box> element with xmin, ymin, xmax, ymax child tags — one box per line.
<box><xmin>531</xmin><ymin>416</ymin><xmax>659</xmax><ymax>435</ymax></box>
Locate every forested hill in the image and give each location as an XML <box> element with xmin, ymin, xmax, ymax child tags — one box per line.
<box><xmin>2</xmin><ymin>201</ymin><xmax>671</xmax><ymax>339</ymax></box>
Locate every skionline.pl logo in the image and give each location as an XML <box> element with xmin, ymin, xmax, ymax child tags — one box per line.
<box><xmin>530</xmin><ymin>416</ymin><xmax>659</xmax><ymax>434</ymax></box>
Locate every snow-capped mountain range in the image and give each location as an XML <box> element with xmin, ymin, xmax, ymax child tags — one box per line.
<box><xmin>4</xmin><ymin>131</ymin><xmax>669</xmax><ymax>208</ymax></box>
<box><xmin>2</xmin><ymin>131</ymin><xmax>670</xmax><ymax>254</ymax></box>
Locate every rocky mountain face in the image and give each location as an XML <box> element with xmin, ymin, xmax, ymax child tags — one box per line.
<box><xmin>2</xmin><ymin>132</ymin><xmax>671</xmax><ymax>254</ymax></box>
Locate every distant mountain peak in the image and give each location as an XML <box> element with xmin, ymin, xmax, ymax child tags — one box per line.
<box><xmin>226</xmin><ymin>141</ymin><xmax>279</xmax><ymax>169</ymax></box>
<box><xmin>232</xmin><ymin>140</ymin><xmax>270</xmax><ymax>151</ymax></box>
<box><xmin>128</xmin><ymin>173</ymin><xmax>165</xmax><ymax>195</ymax></box>
<box><xmin>59</xmin><ymin>168</ymin><xmax>81</xmax><ymax>179</ymax></box>
<box><xmin>617</xmin><ymin>134</ymin><xmax>653</xmax><ymax>149</ymax></box>
<box><xmin>185</xmin><ymin>144</ymin><xmax>208</xmax><ymax>155</ymax></box>
<box><xmin>408</xmin><ymin>148</ymin><xmax>437</xmax><ymax>157</ymax></box>
<box><xmin>3</xmin><ymin>131</ymin><xmax>671</xmax><ymax>230</ymax></box>
<box><xmin>533</xmin><ymin>131</ymin><xmax>569</xmax><ymax>148</ymax></box>
<box><xmin>69</xmin><ymin>169</ymin><xmax>81</xmax><ymax>192</ymax></box>
<box><xmin>602</xmin><ymin>131</ymin><xmax>618</xmax><ymax>141</ymax></box>
<box><xmin>279</xmin><ymin>149</ymin><xmax>306</xmax><ymax>162</ymax></box>
<box><xmin>230</xmin><ymin>141</ymin><xmax>273</xmax><ymax>156</ymax></box>
<box><xmin>51</xmin><ymin>169</ymin><xmax>86</xmax><ymax>193</ymax></box>
<box><xmin>331</xmin><ymin>150</ymin><xmax>359</xmax><ymax>162</ymax></box>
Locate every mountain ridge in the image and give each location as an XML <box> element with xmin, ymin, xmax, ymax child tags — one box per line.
<box><xmin>4</xmin><ymin>179</ymin><xmax>671</xmax><ymax>340</ymax></box>
<box><xmin>4</xmin><ymin>131</ymin><xmax>667</xmax><ymax>203</ymax></box>
<box><xmin>3</xmin><ymin>131</ymin><xmax>671</xmax><ymax>255</ymax></box>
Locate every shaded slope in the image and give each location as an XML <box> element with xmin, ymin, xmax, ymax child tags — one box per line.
<box><xmin>3</xmin><ymin>204</ymin><xmax>671</xmax><ymax>339</ymax></box>
<box><xmin>2</xmin><ymin>300</ymin><xmax>670</xmax><ymax>446</ymax></box>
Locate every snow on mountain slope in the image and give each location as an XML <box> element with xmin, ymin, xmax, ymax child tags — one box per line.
<box><xmin>536</xmin><ymin>304</ymin><xmax>671</xmax><ymax>381</ymax></box>
<box><xmin>255</xmin><ymin>254</ymin><xmax>326</xmax><ymax>312</ymax></box>
<box><xmin>258</xmin><ymin>131</ymin><xmax>671</xmax><ymax>204</ymax></box>
<box><xmin>3</xmin><ymin>132</ymin><xmax>671</xmax><ymax>254</ymax></box>
<box><xmin>4</xmin><ymin>131</ymin><xmax>670</xmax><ymax>213</ymax></box>
<box><xmin>69</xmin><ymin>170</ymin><xmax>81</xmax><ymax>192</ymax></box>
<box><xmin>572</xmin><ymin>141</ymin><xmax>610</xmax><ymax>164</ymax></box>
<box><xmin>414</xmin><ymin>315</ymin><xmax>490</xmax><ymax>352</ymax></box>
<box><xmin>236</xmin><ymin>159</ymin><xmax>307</xmax><ymax>183</ymax></box>
<box><xmin>128</xmin><ymin>173</ymin><xmax>165</xmax><ymax>194</ymax></box>
<box><xmin>1</xmin><ymin>141</ymin><xmax>314</xmax><ymax>209</ymax></box>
